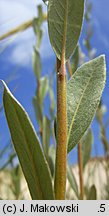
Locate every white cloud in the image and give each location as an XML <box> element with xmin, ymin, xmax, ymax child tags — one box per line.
<box><xmin>1</xmin><ymin>0</ymin><xmax>109</xmax><ymax>67</ymax></box>
<box><xmin>0</xmin><ymin>0</ymin><xmax>40</xmax><ymax>32</ymax></box>
<box><xmin>0</xmin><ymin>0</ymin><xmax>53</xmax><ymax>66</ymax></box>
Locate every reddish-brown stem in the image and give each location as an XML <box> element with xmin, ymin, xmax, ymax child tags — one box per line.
<box><xmin>54</xmin><ymin>58</ymin><xmax>67</xmax><ymax>200</ymax></box>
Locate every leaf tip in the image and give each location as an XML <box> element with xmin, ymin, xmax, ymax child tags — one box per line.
<box><xmin>97</xmin><ymin>54</ymin><xmax>106</xmax><ymax>66</ymax></box>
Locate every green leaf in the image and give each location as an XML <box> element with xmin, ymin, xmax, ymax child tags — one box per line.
<box><xmin>67</xmin><ymin>55</ymin><xmax>106</xmax><ymax>152</ymax></box>
<box><xmin>71</xmin><ymin>45</ymin><xmax>79</xmax><ymax>74</ymax></box>
<box><xmin>42</xmin><ymin>116</ymin><xmax>51</xmax><ymax>160</ymax></box>
<box><xmin>32</xmin><ymin>48</ymin><xmax>41</xmax><ymax>79</ymax></box>
<box><xmin>67</xmin><ymin>166</ymin><xmax>79</xmax><ymax>198</ymax></box>
<box><xmin>48</xmin><ymin>145</ymin><xmax>55</xmax><ymax>177</ymax></box>
<box><xmin>33</xmin><ymin>18</ymin><xmax>43</xmax><ymax>48</ymax></box>
<box><xmin>11</xmin><ymin>165</ymin><xmax>21</xmax><ymax>198</ymax></box>
<box><xmin>40</xmin><ymin>77</ymin><xmax>49</xmax><ymax>104</ymax></box>
<box><xmin>33</xmin><ymin>96</ymin><xmax>43</xmax><ymax>127</ymax></box>
<box><xmin>48</xmin><ymin>0</ymin><xmax>85</xmax><ymax>60</ymax></box>
<box><xmin>82</xmin><ymin>129</ymin><xmax>93</xmax><ymax>168</ymax></box>
<box><xmin>87</xmin><ymin>185</ymin><xmax>97</xmax><ymax>200</ymax></box>
<box><xmin>37</xmin><ymin>5</ymin><xmax>44</xmax><ymax>25</ymax></box>
<box><xmin>33</xmin><ymin>5</ymin><xmax>43</xmax><ymax>48</ymax></box>
<box><xmin>33</xmin><ymin>77</ymin><xmax>48</xmax><ymax>127</ymax></box>
<box><xmin>49</xmin><ymin>76</ymin><xmax>55</xmax><ymax>119</ymax></box>
<box><xmin>1</xmin><ymin>81</ymin><xmax>54</xmax><ymax>200</ymax></box>
<box><xmin>49</xmin><ymin>87</ymin><xmax>55</xmax><ymax>119</ymax></box>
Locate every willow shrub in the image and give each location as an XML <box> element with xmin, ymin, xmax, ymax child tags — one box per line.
<box><xmin>0</xmin><ymin>0</ymin><xmax>106</xmax><ymax>200</ymax></box>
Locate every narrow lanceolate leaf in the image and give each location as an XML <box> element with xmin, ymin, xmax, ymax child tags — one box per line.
<box><xmin>40</xmin><ymin>76</ymin><xmax>49</xmax><ymax>104</ymax></box>
<box><xmin>82</xmin><ymin>129</ymin><xmax>93</xmax><ymax>169</ymax></box>
<box><xmin>87</xmin><ymin>185</ymin><xmax>97</xmax><ymax>200</ymax></box>
<box><xmin>67</xmin><ymin>55</ymin><xmax>106</xmax><ymax>153</ymax></box>
<box><xmin>42</xmin><ymin>116</ymin><xmax>51</xmax><ymax>161</ymax></box>
<box><xmin>32</xmin><ymin>48</ymin><xmax>41</xmax><ymax>79</ymax></box>
<box><xmin>33</xmin><ymin>96</ymin><xmax>43</xmax><ymax>127</ymax></box>
<box><xmin>67</xmin><ymin>166</ymin><xmax>79</xmax><ymax>198</ymax></box>
<box><xmin>48</xmin><ymin>0</ymin><xmax>85</xmax><ymax>61</ymax></box>
<box><xmin>1</xmin><ymin>81</ymin><xmax>54</xmax><ymax>200</ymax></box>
<box><xmin>71</xmin><ymin>45</ymin><xmax>79</xmax><ymax>74</ymax></box>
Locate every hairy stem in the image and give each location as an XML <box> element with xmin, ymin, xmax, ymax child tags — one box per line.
<box><xmin>54</xmin><ymin>58</ymin><xmax>67</xmax><ymax>200</ymax></box>
<box><xmin>78</xmin><ymin>142</ymin><xmax>84</xmax><ymax>200</ymax></box>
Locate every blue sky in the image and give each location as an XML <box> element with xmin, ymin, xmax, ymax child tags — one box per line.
<box><xmin>0</xmin><ymin>0</ymin><xmax>109</xmax><ymax>165</ymax></box>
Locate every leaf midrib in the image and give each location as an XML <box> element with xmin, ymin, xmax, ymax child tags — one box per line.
<box><xmin>7</xmin><ymin>94</ymin><xmax>44</xmax><ymax>199</ymax></box>
<box><xmin>67</xmin><ymin>70</ymin><xmax>94</xmax><ymax>144</ymax></box>
<box><xmin>61</xmin><ymin>0</ymin><xmax>68</xmax><ymax>60</ymax></box>
<box><xmin>49</xmin><ymin>19</ymin><xmax>80</xmax><ymax>28</ymax></box>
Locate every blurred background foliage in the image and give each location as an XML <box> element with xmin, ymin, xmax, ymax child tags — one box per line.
<box><xmin>0</xmin><ymin>0</ymin><xmax>109</xmax><ymax>200</ymax></box>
